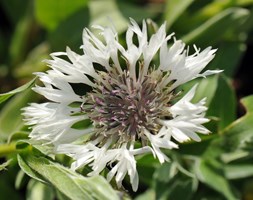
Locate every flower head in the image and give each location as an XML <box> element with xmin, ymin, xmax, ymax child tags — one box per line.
<box><xmin>23</xmin><ymin>19</ymin><xmax>221</xmax><ymax>191</ymax></box>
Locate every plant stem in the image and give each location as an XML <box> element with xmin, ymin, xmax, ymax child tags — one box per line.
<box><xmin>0</xmin><ymin>143</ymin><xmax>17</xmax><ymax>157</ymax></box>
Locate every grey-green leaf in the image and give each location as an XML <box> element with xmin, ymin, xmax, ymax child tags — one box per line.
<box><xmin>17</xmin><ymin>154</ymin><xmax>46</xmax><ymax>184</ymax></box>
<box><xmin>26</xmin><ymin>179</ymin><xmax>55</xmax><ymax>200</ymax></box>
<box><xmin>19</xmin><ymin>155</ymin><xmax>119</xmax><ymax>200</ymax></box>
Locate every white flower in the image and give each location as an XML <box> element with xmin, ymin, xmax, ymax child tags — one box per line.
<box><xmin>22</xmin><ymin>102</ymin><xmax>91</xmax><ymax>144</ymax></box>
<box><xmin>57</xmin><ymin>141</ymin><xmax>150</xmax><ymax>191</ymax></box>
<box><xmin>158</xmin><ymin>85</ymin><xmax>210</xmax><ymax>143</ymax></box>
<box><xmin>23</xmin><ymin>19</ymin><xmax>221</xmax><ymax>191</ymax></box>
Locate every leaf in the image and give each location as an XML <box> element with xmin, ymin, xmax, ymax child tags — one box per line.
<box><xmin>225</xmin><ymin>164</ymin><xmax>253</xmax><ymax>180</ymax></box>
<box><xmin>0</xmin><ymin>159</ymin><xmax>12</xmax><ymax>171</ymax></box>
<box><xmin>166</xmin><ymin>178</ymin><xmax>195</xmax><ymax>200</ymax></box>
<box><xmin>34</xmin><ymin>0</ymin><xmax>88</xmax><ymax>30</ymax></box>
<box><xmin>89</xmin><ymin>0</ymin><xmax>157</xmax><ymax>35</ymax></box>
<box><xmin>16</xmin><ymin>139</ymin><xmax>54</xmax><ymax>159</ymax></box>
<box><xmin>49</xmin><ymin>8</ymin><xmax>90</xmax><ymax>52</ymax></box>
<box><xmin>55</xmin><ymin>189</ymin><xmax>72</xmax><ymax>200</ymax></box>
<box><xmin>13</xmin><ymin>43</ymin><xmax>50</xmax><ymax>78</ymax></box>
<box><xmin>0</xmin><ymin>89</ymin><xmax>37</xmax><ymax>140</ymax></box>
<box><xmin>241</xmin><ymin>95</ymin><xmax>253</xmax><ymax>113</ymax></box>
<box><xmin>0</xmin><ymin>78</ymin><xmax>36</xmax><ymax>104</ymax></box>
<box><xmin>192</xmin><ymin>75</ymin><xmax>219</xmax><ymax>106</ymax></box>
<box><xmin>182</xmin><ymin>8</ymin><xmax>249</xmax><ymax>46</ymax></box>
<box><xmin>164</xmin><ymin>0</ymin><xmax>194</xmax><ymax>29</ymax></box>
<box><xmin>26</xmin><ymin>179</ymin><xmax>55</xmax><ymax>200</ymax></box>
<box><xmin>195</xmin><ymin>159</ymin><xmax>238</xmax><ymax>200</ymax></box>
<box><xmin>154</xmin><ymin>174</ymin><xmax>196</xmax><ymax>200</ymax></box>
<box><xmin>89</xmin><ymin>0</ymin><xmax>128</xmax><ymax>34</ymax></box>
<box><xmin>18</xmin><ymin>154</ymin><xmax>119</xmax><ymax>200</ymax></box>
<box><xmin>207</xmin><ymin>41</ymin><xmax>246</xmax><ymax>77</ymax></box>
<box><xmin>0</xmin><ymin>173</ymin><xmax>23</xmax><ymax>200</ymax></box>
<box><xmin>136</xmin><ymin>154</ymin><xmax>158</xmax><ymax>186</ymax></box>
<box><xmin>15</xmin><ymin>170</ymin><xmax>26</xmax><ymax>189</ymax></box>
<box><xmin>9</xmin><ymin>3</ymin><xmax>34</xmax><ymax>66</ymax></box>
<box><xmin>153</xmin><ymin>162</ymin><xmax>179</xmax><ymax>183</ymax></box>
<box><xmin>153</xmin><ymin>161</ymin><xmax>197</xmax><ymax>200</ymax></box>
<box><xmin>117</xmin><ymin>1</ymin><xmax>160</xmax><ymax>24</ymax></box>
<box><xmin>220</xmin><ymin>95</ymin><xmax>253</xmax><ymax>151</ymax></box>
<box><xmin>17</xmin><ymin>154</ymin><xmax>46</xmax><ymax>184</ymax></box>
<box><xmin>207</xmin><ymin>75</ymin><xmax>236</xmax><ymax>131</ymax></box>
<box><xmin>134</xmin><ymin>189</ymin><xmax>155</xmax><ymax>200</ymax></box>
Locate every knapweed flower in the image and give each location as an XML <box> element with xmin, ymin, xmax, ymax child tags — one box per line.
<box><xmin>22</xmin><ymin>19</ymin><xmax>221</xmax><ymax>191</ymax></box>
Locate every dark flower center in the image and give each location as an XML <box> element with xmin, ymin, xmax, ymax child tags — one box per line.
<box><xmin>83</xmin><ymin>69</ymin><xmax>173</xmax><ymax>143</ymax></box>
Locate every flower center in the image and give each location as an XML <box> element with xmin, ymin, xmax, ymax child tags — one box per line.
<box><xmin>83</xmin><ymin>69</ymin><xmax>173</xmax><ymax>143</ymax></box>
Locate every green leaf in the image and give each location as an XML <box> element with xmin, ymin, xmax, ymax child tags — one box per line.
<box><xmin>9</xmin><ymin>2</ymin><xmax>34</xmax><ymax>66</ymax></box>
<box><xmin>192</xmin><ymin>75</ymin><xmax>219</xmax><ymax>106</ymax></box>
<box><xmin>207</xmin><ymin>75</ymin><xmax>236</xmax><ymax>131</ymax></box>
<box><xmin>137</xmin><ymin>154</ymin><xmax>157</xmax><ymax>186</ymax></box>
<box><xmin>15</xmin><ymin>170</ymin><xmax>26</xmax><ymax>189</ymax></box>
<box><xmin>16</xmin><ymin>139</ymin><xmax>54</xmax><ymax>159</ymax></box>
<box><xmin>236</xmin><ymin>0</ymin><xmax>253</xmax><ymax>6</ymax></box>
<box><xmin>0</xmin><ymin>159</ymin><xmax>12</xmax><ymax>171</ymax></box>
<box><xmin>49</xmin><ymin>8</ymin><xmax>89</xmax><ymax>51</ymax></box>
<box><xmin>182</xmin><ymin>8</ymin><xmax>249</xmax><ymax>46</ymax></box>
<box><xmin>220</xmin><ymin>95</ymin><xmax>253</xmax><ymax>151</ymax></box>
<box><xmin>0</xmin><ymin>89</ymin><xmax>37</xmax><ymax>140</ymax></box>
<box><xmin>153</xmin><ymin>161</ymin><xmax>197</xmax><ymax>200</ymax></box>
<box><xmin>27</xmin><ymin>179</ymin><xmax>55</xmax><ymax>200</ymax></box>
<box><xmin>196</xmin><ymin>159</ymin><xmax>238</xmax><ymax>200</ymax></box>
<box><xmin>19</xmin><ymin>154</ymin><xmax>119</xmax><ymax>200</ymax></box>
<box><xmin>134</xmin><ymin>189</ymin><xmax>155</xmax><ymax>200</ymax></box>
<box><xmin>153</xmin><ymin>162</ymin><xmax>180</xmax><ymax>183</ymax></box>
<box><xmin>0</xmin><ymin>78</ymin><xmax>36</xmax><ymax>104</ymax></box>
<box><xmin>35</xmin><ymin>0</ymin><xmax>88</xmax><ymax>31</ymax></box>
<box><xmin>17</xmin><ymin>154</ymin><xmax>46</xmax><ymax>184</ymax></box>
<box><xmin>117</xmin><ymin>1</ymin><xmax>160</xmax><ymax>24</ymax></box>
<box><xmin>89</xmin><ymin>0</ymin><xmax>160</xmax><ymax>36</ymax></box>
<box><xmin>225</xmin><ymin>164</ymin><xmax>253</xmax><ymax>179</ymax></box>
<box><xmin>241</xmin><ymin>95</ymin><xmax>253</xmax><ymax>113</ymax></box>
<box><xmin>13</xmin><ymin>43</ymin><xmax>49</xmax><ymax>78</ymax></box>
<box><xmin>0</xmin><ymin>173</ymin><xmax>23</xmax><ymax>200</ymax></box>
<box><xmin>164</xmin><ymin>0</ymin><xmax>194</xmax><ymax>29</ymax></box>
<box><xmin>55</xmin><ymin>189</ymin><xmax>72</xmax><ymax>200</ymax></box>
<box><xmin>207</xmin><ymin>41</ymin><xmax>246</xmax><ymax>77</ymax></box>
<box><xmin>89</xmin><ymin>0</ymin><xmax>128</xmax><ymax>34</ymax></box>
<box><xmin>154</xmin><ymin>173</ymin><xmax>196</xmax><ymax>200</ymax></box>
<box><xmin>166</xmin><ymin>178</ymin><xmax>195</xmax><ymax>200</ymax></box>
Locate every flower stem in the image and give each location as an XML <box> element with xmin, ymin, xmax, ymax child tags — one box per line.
<box><xmin>0</xmin><ymin>143</ymin><xmax>17</xmax><ymax>157</ymax></box>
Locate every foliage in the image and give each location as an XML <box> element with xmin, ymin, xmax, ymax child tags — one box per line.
<box><xmin>1</xmin><ymin>0</ymin><xmax>253</xmax><ymax>199</ymax></box>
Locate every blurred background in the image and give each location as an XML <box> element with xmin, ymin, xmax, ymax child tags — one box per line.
<box><xmin>1</xmin><ymin>0</ymin><xmax>253</xmax><ymax>199</ymax></box>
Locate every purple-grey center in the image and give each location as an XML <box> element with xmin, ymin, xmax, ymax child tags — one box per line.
<box><xmin>83</xmin><ymin>69</ymin><xmax>172</xmax><ymax>142</ymax></box>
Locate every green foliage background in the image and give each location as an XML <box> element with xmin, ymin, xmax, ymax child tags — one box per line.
<box><xmin>1</xmin><ymin>0</ymin><xmax>253</xmax><ymax>199</ymax></box>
